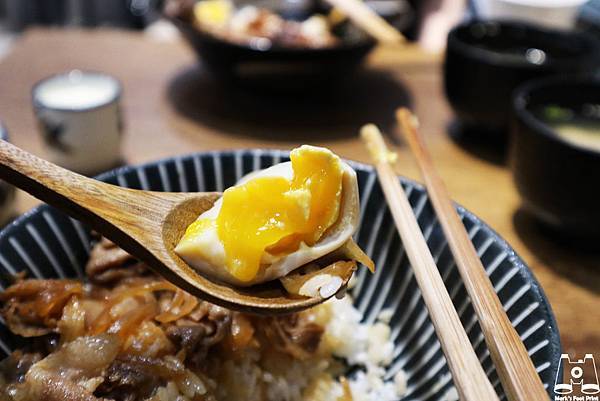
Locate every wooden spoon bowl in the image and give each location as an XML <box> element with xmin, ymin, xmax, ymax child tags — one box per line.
<box><xmin>160</xmin><ymin>195</ymin><xmax>334</xmax><ymax>313</ymax></box>
<box><xmin>0</xmin><ymin>140</ymin><xmax>350</xmax><ymax>315</ymax></box>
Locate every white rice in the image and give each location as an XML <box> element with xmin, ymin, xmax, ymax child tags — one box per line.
<box><xmin>320</xmin><ymin>296</ymin><xmax>401</xmax><ymax>401</ymax></box>
<box><xmin>443</xmin><ymin>387</ymin><xmax>459</xmax><ymax>401</ymax></box>
<box><xmin>210</xmin><ymin>295</ymin><xmax>406</xmax><ymax>401</ymax></box>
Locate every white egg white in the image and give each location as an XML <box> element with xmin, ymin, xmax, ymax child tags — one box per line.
<box><xmin>174</xmin><ymin>154</ymin><xmax>360</xmax><ymax>287</ymax></box>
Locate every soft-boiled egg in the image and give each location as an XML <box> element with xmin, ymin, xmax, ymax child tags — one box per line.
<box><xmin>175</xmin><ymin>145</ymin><xmax>364</xmax><ymax>287</ymax></box>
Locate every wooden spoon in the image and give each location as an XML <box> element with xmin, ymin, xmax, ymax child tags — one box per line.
<box><xmin>0</xmin><ymin>140</ymin><xmax>350</xmax><ymax>314</ymax></box>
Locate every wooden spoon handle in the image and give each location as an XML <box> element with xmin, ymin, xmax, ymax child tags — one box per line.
<box><xmin>0</xmin><ymin>139</ymin><xmax>165</xmax><ymax>229</ymax></box>
<box><xmin>396</xmin><ymin>108</ymin><xmax>549</xmax><ymax>401</ymax></box>
<box><xmin>0</xmin><ymin>139</ymin><xmax>111</xmax><ymax>216</ymax></box>
<box><xmin>361</xmin><ymin>126</ymin><xmax>500</xmax><ymax>401</ymax></box>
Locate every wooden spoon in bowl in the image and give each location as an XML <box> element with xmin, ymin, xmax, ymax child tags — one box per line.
<box><xmin>0</xmin><ymin>140</ymin><xmax>353</xmax><ymax>314</ymax></box>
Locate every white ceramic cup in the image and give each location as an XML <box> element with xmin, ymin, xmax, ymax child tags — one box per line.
<box><xmin>477</xmin><ymin>0</ymin><xmax>587</xmax><ymax>30</ymax></box>
<box><xmin>32</xmin><ymin>70</ymin><xmax>123</xmax><ymax>175</ymax></box>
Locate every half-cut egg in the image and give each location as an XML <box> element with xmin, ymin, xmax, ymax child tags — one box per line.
<box><xmin>175</xmin><ymin>145</ymin><xmax>367</xmax><ymax>287</ymax></box>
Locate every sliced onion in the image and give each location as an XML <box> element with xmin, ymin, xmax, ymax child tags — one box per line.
<box><xmin>155</xmin><ymin>290</ymin><xmax>199</xmax><ymax>323</ymax></box>
<box><xmin>228</xmin><ymin>313</ymin><xmax>255</xmax><ymax>351</ymax></box>
<box><xmin>57</xmin><ymin>296</ymin><xmax>86</xmax><ymax>343</ymax></box>
<box><xmin>341</xmin><ymin>239</ymin><xmax>375</xmax><ymax>273</ymax></box>
<box><xmin>280</xmin><ymin>260</ymin><xmax>356</xmax><ymax>297</ymax></box>
<box><xmin>90</xmin><ymin>281</ymin><xmax>176</xmax><ymax>334</ymax></box>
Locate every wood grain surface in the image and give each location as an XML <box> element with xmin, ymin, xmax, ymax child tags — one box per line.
<box><xmin>0</xmin><ymin>28</ymin><xmax>597</xmax><ymax>384</ymax></box>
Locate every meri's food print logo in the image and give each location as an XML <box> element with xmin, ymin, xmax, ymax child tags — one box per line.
<box><xmin>554</xmin><ymin>354</ymin><xmax>600</xmax><ymax>400</ymax></box>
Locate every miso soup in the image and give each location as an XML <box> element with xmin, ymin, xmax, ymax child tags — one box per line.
<box><xmin>537</xmin><ymin>104</ymin><xmax>600</xmax><ymax>152</ymax></box>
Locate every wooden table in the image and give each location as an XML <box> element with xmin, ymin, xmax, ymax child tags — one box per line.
<box><xmin>0</xmin><ymin>28</ymin><xmax>598</xmax><ymax>381</ymax></box>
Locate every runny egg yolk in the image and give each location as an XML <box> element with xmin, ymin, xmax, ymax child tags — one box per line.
<box><xmin>182</xmin><ymin>147</ymin><xmax>343</xmax><ymax>282</ymax></box>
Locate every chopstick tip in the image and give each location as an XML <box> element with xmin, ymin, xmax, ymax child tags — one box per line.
<box><xmin>360</xmin><ymin>124</ymin><xmax>397</xmax><ymax>165</ymax></box>
<box><xmin>395</xmin><ymin>108</ymin><xmax>419</xmax><ymax>129</ymax></box>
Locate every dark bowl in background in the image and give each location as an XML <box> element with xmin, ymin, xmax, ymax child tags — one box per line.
<box><xmin>167</xmin><ymin>11</ymin><xmax>376</xmax><ymax>91</ymax></box>
<box><xmin>444</xmin><ymin>20</ymin><xmax>599</xmax><ymax>137</ymax></box>
<box><xmin>510</xmin><ymin>76</ymin><xmax>600</xmax><ymax>240</ymax></box>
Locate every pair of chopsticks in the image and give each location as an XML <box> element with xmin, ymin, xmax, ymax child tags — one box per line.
<box><xmin>361</xmin><ymin>108</ymin><xmax>548</xmax><ymax>401</ymax></box>
<box><xmin>322</xmin><ymin>0</ymin><xmax>405</xmax><ymax>44</ymax></box>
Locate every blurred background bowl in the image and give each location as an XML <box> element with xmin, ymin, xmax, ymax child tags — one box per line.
<box><xmin>444</xmin><ymin>20</ymin><xmax>600</xmax><ymax>137</ymax></box>
<box><xmin>509</xmin><ymin>75</ymin><xmax>600</xmax><ymax>241</ymax></box>
<box><xmin>173</xmin><ymin>20</ymin><xmax>375</xmax><ymax>91</ymax></box>
<box><xmin>161</xmin><ymin>0</ymin><xmax>380</xmax><ymax>92</ymax></box>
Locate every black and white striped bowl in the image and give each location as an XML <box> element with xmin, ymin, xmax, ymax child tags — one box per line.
<box><xmin>0</xmin><ymin>150</ymin><xmax>561</xmax><ymax>400</ymax></box>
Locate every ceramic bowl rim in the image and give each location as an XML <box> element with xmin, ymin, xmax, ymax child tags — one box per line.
<box><xmin>0</xmin><ymin>149</ymin><xmax>563</xmax><ymax>391</ymax></box>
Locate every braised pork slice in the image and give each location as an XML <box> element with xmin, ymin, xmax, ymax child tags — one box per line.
<box><xmin>166</xmin><ymin>303</ymin><xmax>232</xmax><ymax>366</ymax></box>
<box><xmin>86</xmin><ymin>238</ymin><xmax>149</xmax><ymax>285</ymax></box>
<box><xmin>8</xmin><ymin>335</ymin><xmax>119</xmax><ymax>401</ymax></box>
<box><xmin>259</xmin><ymin>314</ymin><xmax>324</xmax><ymax>360</ymax></box>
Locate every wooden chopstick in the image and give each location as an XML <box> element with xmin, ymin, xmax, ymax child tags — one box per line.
<box><xmin>322</xmin><ymin>0</ymin><xmax>406</xmax><ymax>44</ymax></box>
<box><xmin>395</xmin><ymin>108</ymin><xmax>549</xmax><ymax>401</ymax></box>
<box><xmin>360</xmin><ymin>125</ymin><xmax>499</xmax><ymax>401</ymax></box>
